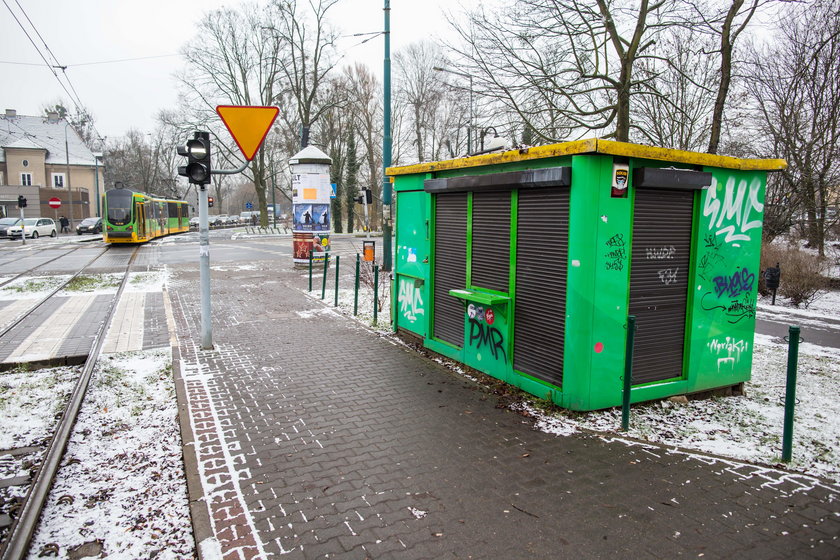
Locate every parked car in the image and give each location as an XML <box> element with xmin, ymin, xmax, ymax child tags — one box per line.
<box><xmin>0</xmin><ymin>217</ymin><xmax>22</xmax><ymax>238</ymax></box>
<box><xmin>189</xmin><ymin>216</ymin><xmax>199</xmax><ymax>228</ymax></box>
<box><xmin>212</xmin><ymin>215</ymin><xmax>227</xmax><ymax>226</ymax></box>
<box><xmin>76</xmin><ymin>217</ymin><xmax>102</xmax><ymax>235</ymax></box>
<box><xmin>225</xmin><ymin>215</ymin><xmax>239</xmax><ymax>225</ymax></box>
<box><xmin>8</xmin><ymin>218</ymin><xmax>57</xmax><ymax>239</ymax></box>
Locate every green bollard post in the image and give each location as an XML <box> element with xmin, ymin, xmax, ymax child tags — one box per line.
<box><xmin>354</xmin><ymin>254</ymin><xmax>360</xmax><ymax>316</ymax></box>
<box><xmin>334</xmin><ymin>255</ymin><xmax>340</xmax><ymax>307</ymax></box>
<box><xmin>373</xmin><ymin>264</ymin><xmax>379</xmax><ymax>325</ymax></box>
<box><xmin>621</xmin><ymin>315</ymin><xmax>637</xmax><ymax>431</ymax></box>
<box><xmin>308</xmin><ymin>253</ymin><xmax>313</xmax><ymax>292</ymax></box>
<box><xmin>782</xmin><ymin>325</ymin><xmax>801</xmax><ymax>463</ymax></box>
<box><xmin>321</xmin><ymin>253</ymin><xmax>329</xmax><ymax>300</ymax></box>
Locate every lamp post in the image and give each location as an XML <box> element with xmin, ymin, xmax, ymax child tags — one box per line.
<box><xmin>93</xmin><ymin>152</ymin><xmax>102</xmax><ymax>217</ymax></box>
<box><xmin>64</xmin><ymin>121</ymin><xmax>74</xmax><ymax>231</ymax></box>
<box><xmin>433</xmin><ymin>66</ymin><xmax>474</xmax><ymax>154</ymax></box>
<box><xmin>382</xmin><ymin>0</ymin><xmax>393</xmax><ymax>272</ymax></box>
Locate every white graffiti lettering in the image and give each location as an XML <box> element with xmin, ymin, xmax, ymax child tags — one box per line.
<box><xmin>703</xmin><ymin>176</ymin><xmax>764</xmax><ymax>245</ymax></box>
<box><xmin>658</xmin><ymin>268</ymin><xmax>679</xmax><ymax>285</ymax></box>
<box><xmin>398</xmin><ymin>279</ymin><xmax>425</xmax><ymax>322</ymax></box>
<box><xmin>646</xmin><ymin>246</ymin><xmax>676</xmax><ymax>259</ymax></box>
<box><xmin>707</xmin><ymin>336</ymin><xmax>749</xmax><ymax>372</ymax></box>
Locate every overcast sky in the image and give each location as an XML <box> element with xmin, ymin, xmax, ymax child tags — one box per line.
<box><xmin>0</xmin><ymin>0</ymin><xmax>463</xmax><ymax>141</ymax></box>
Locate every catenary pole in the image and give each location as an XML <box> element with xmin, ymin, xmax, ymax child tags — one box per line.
<box><xmin>382</xmin><ymin>0</ymin><xmax>392</xmax><ymax>272</ymax></box>
<box><xmin>199</xmin><ymin>187</ymin><xmax>212</xmax><ymax>349</ymax></box>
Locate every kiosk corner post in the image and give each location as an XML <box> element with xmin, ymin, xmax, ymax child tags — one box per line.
<box><xmin>621</xmin><ymin>315</ymin><xmax>637</xmax><ymax>431</ymax></box>
<box><xmin>782</xmin><ymin>325</ymin><xmax>801</xmax><ymax>463</ymax></box>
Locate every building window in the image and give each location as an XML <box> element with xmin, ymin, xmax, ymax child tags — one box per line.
<box><xmin>21</xmin><ymin>173</ymin><xmax>32</xmax><ymax>186</ymax></box>
<box><xmin>22</xmin><ymin>159</ymin><xmax>29</xmax><ymax>168</ymax></box>
<box><xmin>52</xmin><ymin>173</ymin><xmax>65</xmax><ymax>188</ymax></box>
<box><xmin>0</xmin><ymin>172</ymin><xmax>4</xmax><ymax>185</ymax></box>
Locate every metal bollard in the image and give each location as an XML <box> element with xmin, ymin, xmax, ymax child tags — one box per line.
<box><xmin>782</xmin><ymin>325</ymin><xmax>801</xmax><ymax>463</ymax></box>
<box><xmin>373</xmin><ymin>264</ymin><xmax>379</xmax><ymax>325</ymax></box>
<box><xmin>308</xmin><ymin>253</ymin><xmax>313</xmax><ymax>292</ymax></box>
<box><xmin>621</xmin><ymin>315</ymin><xmax>637</xmax><ymax>431</ymax></box>
<box><xmin>334</xmin><ymin>255</ymin><xmax>340</xmax><ymax>307</ymax></box>
<box><xmin>354</xmin><ymin>254</ymin><xmax>360</xmax><ymax>316</ymax></box>
<box><xmin>321</xmin><ymin>253</ymin><xmax>329</xmax><ymax>300</ymax></box>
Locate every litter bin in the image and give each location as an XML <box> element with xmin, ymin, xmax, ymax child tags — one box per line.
<box><xmin>363</xmin><ymin>240</ymin><xmax>375</xmax><ymax>262</ymax></box>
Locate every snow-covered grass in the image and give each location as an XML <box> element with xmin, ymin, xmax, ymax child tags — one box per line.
<box><xmin>0</xmin><ymin>275</ymin><xmax>70</xmax><ymax>300</ymax></box>
<box><xmin>27</xmin><ymin>349</ymin><xmax>193</xmax><ymax>559</ymax></box>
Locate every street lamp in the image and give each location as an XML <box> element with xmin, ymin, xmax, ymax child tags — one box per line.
<box><xmin>64</xmin><ymin>121</ymin><xmax>74</xmax><ymax>230</ymax></box>
<box><xmin>433</xmin><ymin>66</ymin><xmax>475</xmax><ymax>154</ymax></box>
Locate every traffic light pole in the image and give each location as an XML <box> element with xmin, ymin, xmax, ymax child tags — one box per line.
<box><xmin>19</xmin><ymin>206</ymin><xmax>25</xmax><ymax>246</ymax></box>
<box><xmin>199</xmin><ymin>187</ymin><xmax>212</xmax><ymax>349</ymax></box>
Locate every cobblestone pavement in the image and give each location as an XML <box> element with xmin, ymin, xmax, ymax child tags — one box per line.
<box><xmin>168</xmin><ymin>259</ymin><xmax>840</xmax><ymax>560</ymax></box>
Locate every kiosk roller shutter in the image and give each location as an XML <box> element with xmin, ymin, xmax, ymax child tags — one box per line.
<box><xmin>433</xmin><ymin>193</ymin><xmax>468</xmax><ymax>347</ymax></box>
<box><xmin>629</xmin><ymin>188</ymin><xmax>695</xmax><ymax>384</ymax></box>
<box><xmin>513</xmin><ymin>187</ymin><xmax>570</xmax><ymax>387</ymax></box>
<box><xmin>471</xmin><ymin>192</ymin><xmax>511</xmax><ymax>292</ymax></box>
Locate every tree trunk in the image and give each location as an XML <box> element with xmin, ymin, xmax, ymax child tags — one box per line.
<box><xmin>708</xmin><ymin>0</ymin><xmax>743</xmax><ymax>154</ymax></box>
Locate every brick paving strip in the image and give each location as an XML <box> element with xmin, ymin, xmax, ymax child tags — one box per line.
<box><xmin>167</xmin><ymin>260</ymin><xmax>840</xmax><ymax>560</ymax></box>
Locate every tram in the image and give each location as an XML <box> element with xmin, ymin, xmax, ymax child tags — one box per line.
<box><xmin>102</xmin><ymin>188</ymin><xmax>190</xmax><ymax>243</ymax></box>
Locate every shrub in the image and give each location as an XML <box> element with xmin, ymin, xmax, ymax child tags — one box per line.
<box><xmin>759</xmin><ymin>242</ymin><xmax>827</xmax><ymax>307</ymax></box>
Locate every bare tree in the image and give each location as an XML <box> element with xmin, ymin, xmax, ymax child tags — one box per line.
<box><xmin>269</xmin><ymin>0</ymin><xmax>342</xmax><ymax>148</ymax></box>
<box><xmin>748</xmin><ymin>0</ymin><xmax>840</xmax><ymax>255</ymax></box>
<box><xmin>178</xmin><ymin>4</ymin><xmax>286</xmax><ymax>226</ymax></box>
<box><xmin>632</xmin><ymin>26</ymin><xmax>717</xmax><ymax>151</ymax></box>
<box><xmin>449</xmin><ymin>0</ymin><xmax>678</xmax><ymax>142</ymax></box>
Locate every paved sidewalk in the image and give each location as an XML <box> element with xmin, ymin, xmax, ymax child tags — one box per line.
<box><xmin>168</xmin><ymin>261</ymin><xmax>840</xmax><ymax>560</ymax></box>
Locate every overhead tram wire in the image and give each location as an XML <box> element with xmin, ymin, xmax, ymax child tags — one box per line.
<box><xmin>2</xmin><ymin>0</ymin><xmax>107</xmax><ymax>144</ymax></box>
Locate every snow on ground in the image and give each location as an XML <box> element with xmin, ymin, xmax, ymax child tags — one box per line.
<box><xmin>125</xmin><ymin>269</ymin><xmax>169</xmax><ymax>293</ymax></box>
<box><xmin>0</xmin><ymin>275</ymin><xmax>71</xmax><ymax>300</ymax></box>
<box><xmin>27</xmin><ymin>349</ymin><xmax>193</xmax><ymax>559</ymax></box>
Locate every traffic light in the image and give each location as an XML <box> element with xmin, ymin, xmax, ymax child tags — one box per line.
<box><xmin>17</xmin><ymin>195</ymin><xmax>26</xmax><ymax>208</ymax></box>
<box><xmin>356</xmin><ymin>188</ymin><xmax>373</xmax><ymax>205</ymax></box>
<box><xmin>177</xmin><ymin>131</ymin><xmax>212</xmax><ymax>187</ymax></box>
<box><xmin>208</xmin><ymin>197</ymin><xmax>215</xmax><ymax>208</ymax></box>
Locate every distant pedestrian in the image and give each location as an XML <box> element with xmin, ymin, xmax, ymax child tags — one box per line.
<box><xmin>59</xmin><ymin>215</ymin><xmax>69</xmax><ymax>233</ymax></box>
<box><xmin>251</xmin><ymin>214</ymin><xmax>257</xmax><ymax>226</ymax></box>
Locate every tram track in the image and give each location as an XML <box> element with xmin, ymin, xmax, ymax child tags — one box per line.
<box><xmin>0</xmin><ymin>245</ymin><xmax>142</xmax><ymax>559</ymax></box>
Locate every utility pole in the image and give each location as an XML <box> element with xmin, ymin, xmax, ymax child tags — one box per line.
<box><xmin>382</xmin><ymin>0</ymin><xmax>393</xmax><ymax>272</ymax></box>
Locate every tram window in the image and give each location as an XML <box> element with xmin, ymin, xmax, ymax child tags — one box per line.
<box><xmin>107</xmin><ymin>190</ymin><xmax>133</xmax><ymax>225</ymax></box>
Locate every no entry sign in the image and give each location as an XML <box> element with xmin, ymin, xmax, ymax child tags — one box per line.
<box><xmin>48</xmin><ymin>197</ymin><xmax>61</xmax><ymax>209</ymax></box>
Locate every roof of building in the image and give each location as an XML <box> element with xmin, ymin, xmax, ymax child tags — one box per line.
<box><xmin>0</xmin><ymin>112</ymin><xmax>97</xmax><ymax>166</ymax></box>
<box><xmin>386</xmin><ymin>138</ymin><xmax>787</xmax><ymax>176</ymax></box>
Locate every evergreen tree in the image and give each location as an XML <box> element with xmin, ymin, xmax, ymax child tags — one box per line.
<box><xmin>345</xmin><ymin>129</ymin><xmax>359</xmax><ymax>233</ymax></box>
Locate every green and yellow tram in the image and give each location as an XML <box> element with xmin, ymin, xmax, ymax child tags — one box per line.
<box><xmin>102</xmin><ymin>188</ymin><xmax>190</xmax><ymax>243</ymax></box>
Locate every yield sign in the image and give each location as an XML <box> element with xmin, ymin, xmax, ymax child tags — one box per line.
<box><xmin>216</xmin><ymin>105</ymin><xmax>279</xmax><ymax>161</ymax></box>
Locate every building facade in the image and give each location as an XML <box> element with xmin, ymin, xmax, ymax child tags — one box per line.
<box><xmin>0</xmin><ymin>109</ymin><xmax>103</xmax><ymax>225</ymax></box>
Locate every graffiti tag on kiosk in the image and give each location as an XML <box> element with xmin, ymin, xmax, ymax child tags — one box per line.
<box><xmin>707</xmin><ymin>336</ymin><xmax>749</xmax><ymax>372</ymax></box>
<box><xmin>712</xmin><ymin>268</ymin><xmax>755</xmax><ymax>298</ymax></box>
<box><xmin>701</xmin><ymin>292</ymin><xmax>756</xmax><ymax>324</ymax></box>
<box><xmin>646</xmin><ymin>246</ymin><xmax>676</xmax><ymax>260</ymax></box>
<box><xmin>703</xmin><ymin>176</ymin><xmax>764</xmax><ymax>245</ymax></box>
<box><xmin>468</xmin><ymin>318</ymin><xmax>507</xmax><ymax>363</ymax></box>
<box><xmin>604</xmin><ymin>233</ymin><xmax>627</xmax><ymax>271</ymax></box>
<box><xmin>658</xmin><ymin>268</ymin><xmax>679</xmax><ymax>285</ymax></box>
<box><xmin>398</xmin><ymin>278</ymin><xmax>424</xmax><ymax>322</ymax></box>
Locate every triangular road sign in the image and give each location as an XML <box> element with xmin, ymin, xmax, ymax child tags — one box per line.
<box><xmin>216</xmin><ymin>105</ymin><xmax>280</xmax><ymax>161</ymax></box>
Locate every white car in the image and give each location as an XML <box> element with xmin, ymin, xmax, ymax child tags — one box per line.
<box><xmin>8</xmin><ymin>217</ymin><xmax>57</xmax><ymax>239</ymax></box>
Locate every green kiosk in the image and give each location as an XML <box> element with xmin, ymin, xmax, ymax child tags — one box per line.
<box><xmin>388</xmin><ymin>139</ymin><xmax>786</xmax><ymax>411</ymax></box>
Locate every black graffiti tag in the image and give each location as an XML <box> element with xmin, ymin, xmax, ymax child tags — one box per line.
<box><xmin>712</xmin><ymin>268</ymin><xmax>755</xmax><ymax>298</ymax></box>
<box><xmin>469</xmin><ymin>318</ymin><xmax>507</xmax><ymax>363</ymax></box>
<box><xmin>604</xmin><ymin>234</ymin><xmax>627</xmax><ymax>271</ymax></box>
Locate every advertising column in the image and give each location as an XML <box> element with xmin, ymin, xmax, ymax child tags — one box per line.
<box><xmin>289</xmin><ymin>146</ymin><xmax>332</xmax><ymax>264</ymax></box>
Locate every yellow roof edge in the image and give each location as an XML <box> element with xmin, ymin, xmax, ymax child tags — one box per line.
<box><xmin>386</xmin><ymin>138</ymin><xmax>787</xmax><ymax>176</ymax></box>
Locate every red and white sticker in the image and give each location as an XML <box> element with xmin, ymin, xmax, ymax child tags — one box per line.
<box><xmin>485</xmin><ymin>308</ymin><xmax>495</xmax><ymax>325</ymax></box>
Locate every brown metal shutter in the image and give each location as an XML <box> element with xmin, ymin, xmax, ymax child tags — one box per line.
<box><xmin>629</xmin><ymin>188</ymin><xmax>695</xmax><ymax>384</ymax></box>
<box><xmin>471</xmin><ymin>192</ymin><xmax>511</xmax><ymax>292</ymax></box>
<box><xmin>513</xmin><ymin>187</ymin><xmax>570</xmax><ymax>387</ymax></box>
<box><xmin>433</xmin><ymin>193</ymin><xmax>468</xmax><ymax>347</ymax></box>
